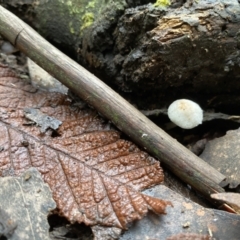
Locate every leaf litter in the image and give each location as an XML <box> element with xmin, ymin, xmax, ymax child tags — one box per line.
<box><xmin>0</xmin><ymin>167</ymin><xmax>56</xmax><ymax>240</ymax></box>
<box><xmin>0</xmin><ymin>64</ymin><xmax>171</xmax><ymax>238</ymax></box>
<box><xmin>200</xmin><ymin>128</ymin><xmax>240</xmax><ymax>188</ymax></box>
<box><xmin>211</xmin><ymin>193</ymin><xmax>240</xmax><ymax>214</ymax></box>
<box><xmin>120</xmin><ymin>185</ymin><xmax>240</xmax><ymax>240</ymax></box>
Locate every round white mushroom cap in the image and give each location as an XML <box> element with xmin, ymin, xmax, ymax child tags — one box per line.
<box><xmin>167</xmin><ymin>99</ymin><xmax>203</xmax><ymax>129</ymax></box>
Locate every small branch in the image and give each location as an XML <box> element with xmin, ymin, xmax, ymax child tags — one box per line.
<box><xmin>0</xmin><ymin>6</ymin><xmax>226</xmax><ymax>198</ymax></box>
<box><xmin>142</xmin><ymin>108</ymin><xmax>240</xmax><ymax>123</ymax></box>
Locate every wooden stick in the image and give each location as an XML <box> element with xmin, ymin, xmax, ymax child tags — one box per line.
<box><xmin>0</xmin><ymin>6</ymin><xmax>226</xmax><ymax>197</ymax></box>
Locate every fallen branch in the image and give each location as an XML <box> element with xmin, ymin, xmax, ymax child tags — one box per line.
<box><xmin>0</xmin><ymin>6</ymin><xmax>226</xmax><ymax>198</ymax></box>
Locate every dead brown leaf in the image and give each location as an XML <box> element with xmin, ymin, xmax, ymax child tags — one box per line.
<box><xmin>166</xmin><ymin>233</ymin><xmax>213</xmax><ymax>240</ymax></box>
<box><xmin>121</xmin><ymin>185</ymin><xmax>240</xmax><ymax>240</ymax></box>
<box><xmin>211</xmin><ymin>193</ymin><xmax>240</xmax><ymax>214</ymax></box>
<box><xmin>200</xmin><ymin>128</ymin><xmax>240</xmax><ymax>188</ymax></box>
<box><xmin>0</xmin><ymin>64</ymin><xmax>171</xmax><ymax>232</ymax></box>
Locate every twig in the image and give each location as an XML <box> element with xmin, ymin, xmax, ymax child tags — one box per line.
<box><xmin>142</xmin><ymin>108</ymin><xmax>240</xmax><ymax>124</ymax></box>
<box><xmin>0</xmin><ymin>6</ymin><xmax>226</xmax><ymax>198</ymax></box>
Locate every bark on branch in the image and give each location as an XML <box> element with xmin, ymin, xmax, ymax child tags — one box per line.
<box><xmin>0</xmin><ymin>6</ymin><xmax>226</xmax><ymax>199</ymax></box>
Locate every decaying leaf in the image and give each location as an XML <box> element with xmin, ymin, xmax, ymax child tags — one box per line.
<box><xmin>0</xmin><ymin>64</ymin><xmax>171</xmax><ymax>236</ymax></box>
<box><xmin>0</xmin><ymin>207</ymin><xmax>17</xmax><ymax>238</ymax></box>
<box><xmin>0</xmin><ymin>168</ymin><xmax>56</xmax><ymax>240</ymax></box>
<box><xmin>211</xmin><ymin>193</ymin><xmax>240</xmax><ymax>214</ymax></box>
<box><xmin>166</xmin><ymin>233</ymin><xmax>213</xmax><ymax>240</ymax></box>
<box><xmin>200</xmin><ymin>128</ymin><xmax>240</xmax><ymax>188</ymax></box>
<box><xmin>24</xmin><ymin>107</ymin><xmax>62</xmax><ymax>133</ymax></box>
<box><xmin>120</xmin><ymin>185</ymin><xmax>240</xmax><ymax>240</ymax></box>
<box><xmin>27</xmin><ymin>57</ymin><xmax>68</xmax><ymax>94</ymax></box>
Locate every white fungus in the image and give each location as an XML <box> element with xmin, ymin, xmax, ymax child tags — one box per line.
<box><xmin>167</xmin><ymin>99</ymin><xmax>203</xmax><ymax>129</ymax></box>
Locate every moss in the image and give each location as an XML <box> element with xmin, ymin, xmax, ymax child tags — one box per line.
<box><xmin>154</xmin><ymin>0</ymin><xmax>171</xmax><ymax>8</ymax></box>
<box><xmin>81</xmin><ymin>12</ymin><xmax>95</xmax><ymax>30</ymax></box>
<box><xmin>86</xmin><ymin>0</ymin><xmax>95</xmax><ymax>9</ymax></box>
<box><xmin>36</xmin><ymin>0</ymin><xmax>127</xmax><ymax>43</ymax></box>
<box><xmin>66</xmin><ymin>0</ymin><xmax>73</xmax><ymax>7</ymax></box>
<box><xmin>69</xmin><ymin>21</ymin><xmax>75</xmax><ymax>34</ymax></box>
<box><xmin>62</xmin><ymin>0</ymin><xmax>82</xmax><ymax>15</ymax></box>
